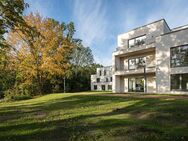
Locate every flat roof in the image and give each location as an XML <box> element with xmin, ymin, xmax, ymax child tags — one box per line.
<box><xmin>118</xmin><ymin>19</ymin><xmax>171</xmax><ymax>36</ymax></box>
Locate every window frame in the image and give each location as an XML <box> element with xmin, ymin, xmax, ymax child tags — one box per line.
<box><xmin>108</xmin><ymin>85</ymin><xmax>112</xmax><ymax>90</ymax></box>
<box><xmin>104</xmin><ymin>70</ymin><xmax>106</xmax><ymax>76</ymax></box>
<box><xmin>128</xmin><ymin>57</ymin><xmax>146</xmax><ymax>70</ymax></box>
<box><xmin>128</xmin><ymin>34</ymin><xmax>146</xmax><ymax>48</ymax></box>
<box><xmin>128</xmin><ymin>58</ymin><xmax>136</xmax><ymax>70</ymax></box>
<box><xmin>170</xmin><ymin>44</ymin><xmax>188</xmax><ymax>68</ymax></box>
<box><xmin>99</xmin><ymin>70</ymin><xmax>102</xmax><ymax>76</ymax></box>
<box><xmin>171</xmin><ymin>73</ymin><xmax>188</xmax><ymax>91</ymax></box>
<box><xmin>96</xmin><ymin>78</ymin><xmax>100</xmax><ymax>83</ymax></box>
<box><xmin>94</xmin><ymin>85</ymin><xmax>97</xmax><ymax>90</ymax></box>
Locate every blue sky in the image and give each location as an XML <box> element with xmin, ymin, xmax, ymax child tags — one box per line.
<box><xmin>25</xmin><ymin>0</ymin><xmax>188</xmax><ymax>66</ymax></box>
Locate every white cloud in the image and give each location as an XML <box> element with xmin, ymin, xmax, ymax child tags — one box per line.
<box><xmin>146</xmin><ymin>0</ymin><xmax>188</xmax><ymax>28</ymax></box>
<box><xmin>72</xmin><ymin>0</ymin><xmax>108</xmax><ymax>47</ymax></box>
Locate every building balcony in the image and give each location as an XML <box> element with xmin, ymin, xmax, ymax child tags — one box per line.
<box><xmin>114</xmin><ymin>42</ymin><xmax>155</xmax><ymax>57</ymax></box>
<box><xmin>114</xmin><ymin>66</ymin><xmax>156</xmax><ymax>76</ymax></box>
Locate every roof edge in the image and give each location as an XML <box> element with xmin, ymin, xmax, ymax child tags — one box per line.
<box><xmin>118</xmin><ymin>19</ymin><xmax>171</xmax><ymax>36</ymax></box>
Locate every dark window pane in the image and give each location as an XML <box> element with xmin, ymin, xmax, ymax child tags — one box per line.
<box><xmin>128</xmin><ymin>57</ymin><xmax>146</xmax><ymax>70</ymax></box>
<box><xmin>128</xmin><ymin>58</ymin><xmax>136</xmax><ymax>69</ymax></box>
<box><xmin>171</xmin><ymin>74</ymin><xmax>180</xmax><ymax>90</ymax></box>
<box><xmin>108</xmin><ymin>85</ymin><xmax>112</xmax><ymax>90</ymax></box>
<box><xmin>182</xmin><ymin>74</ymin><xmax>188</xmax><ymax>90</ymax></box>
<box><xmin>97</xmin><ymin>78</ymin><xmax>100</xmax><ymax>82</ymax></box>
<box><xmin>171</xmin><ymin>73</ymin><xmax>188</xmax><ymax>91</ymax></box>
<box><xmin>104</xmin><ymin>70</ymin><xmax>106</xmax><ymax>76</ymax></box>
<box><xmin>94</xmin><ymin>85</ymin><xmax>97</xmax><ymax>90</ymax></box>
<box><xmin>128</xmin><ymin>35</ymin><xmax>146</xmax><ymax>48</ymax></box>
<box><xmin>171</xmin><ymin>45</ymin><xmax>188</xmax><ymax>67</ymax></box>
<box><xmin>102</xmin><ymin>85</ymin><xmax>105</xmax><ymax>90</ymax></box>
<box><xmin>99</xmin><ymin>71</ymin><xmax>102</xmax><ymax>76</ymax></box>
<box><xmin>128</xmin><ymin>77</ymin><xmax>144</xmax><ymax>92</ymax></box>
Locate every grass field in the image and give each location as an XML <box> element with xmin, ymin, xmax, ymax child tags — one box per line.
<box><xmin>0</xmin><ymin>92</ymin><xmax>188</xmax><ymax>141</ymax></box>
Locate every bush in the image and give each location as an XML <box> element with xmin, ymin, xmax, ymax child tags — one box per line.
<box><xmin>11</xmin><ymin>94</ymin><xmax>32</xmax><ymax>101</ymax></box>
<box><xmin>4</xmin><ymin>84</ymin><xmax>33</xmax><ymax>101</ymax></box>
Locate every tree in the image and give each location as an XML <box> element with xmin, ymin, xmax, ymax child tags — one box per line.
<box><xmin>0</xmin><ymin>0</ymin><xmax>31</xmax><ymax>98</ymax></box>
<box><xmin>71</xmin><ymin>40</ymin><xmax>94</xmax><ymax>67</ymax></box>
<box><xmin>64</xmin><ymin>41</ymin><xmax>102</xmax><ymax>92</ymax></box>
<box><xmin>0</xmin><ymin>0</ymin><xmax>29</xmax><ymax>47</ymax></box>
<box><xmin>7</xmin><ymin>13</ymin><xmax>76</xmax><ymax>95</ymax></box>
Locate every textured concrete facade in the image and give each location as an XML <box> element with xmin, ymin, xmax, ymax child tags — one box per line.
<box><xmin>91</xmin><ymin>66</ymin><xmax>112</xmax><ymax>91</ymax></box>
<box><xmin>113</xmin><ymin>19</ymin><xmax>188</xmax><ymax>94</ymax></box>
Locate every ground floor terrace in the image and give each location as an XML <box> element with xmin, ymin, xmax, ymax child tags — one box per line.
<box><xmin>113</xmin><ymin>73</ymin><xmax>188</xmax><ymax>94</ymax></box>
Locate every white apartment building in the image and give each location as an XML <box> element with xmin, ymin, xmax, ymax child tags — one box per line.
<box><xmin>91</xmin><ymin>66</ymin><xmax>112</xmax><ymax>91</ymax></box>
<box><xmin>112</xmin><ymin>19</ymin><xmax>188</xmax><ymax>94</ymax></box>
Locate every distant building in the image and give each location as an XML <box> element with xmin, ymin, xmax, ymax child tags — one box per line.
<box><xmin>113</xmin><ymin>19</ymin><xmax>188</xmax><ymax>94</ymax></box>
<box><xmin>91</xmin><ymin>66</ymin><xmax>112</xmax><ymax>91</ymax></box>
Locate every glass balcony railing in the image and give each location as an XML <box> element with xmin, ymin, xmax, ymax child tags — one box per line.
<box><xmin>115</xmin><ymin>65</ymin><xmax>156</xmax><ymax>72</ymax></box>
<box><xmin>115</xmin><ymin>39</ymin><xmax>156</xmax><ymax>52</ymax></box>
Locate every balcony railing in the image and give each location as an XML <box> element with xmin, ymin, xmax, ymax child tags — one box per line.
<box><xmin>115</xmin><ymin>65</ymin><xmax>156</xmax><ymax>75</ymax></box>
<box><xmin>116</xmin><ymin>39</ymin><xmax>155</xmax><ymax>52</ymax></box>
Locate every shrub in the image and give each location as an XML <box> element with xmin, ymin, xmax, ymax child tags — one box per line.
<box><xmin>4</xmin><ymin>88</ymin><xmax>32</xmax><ymax>101</ymax></box>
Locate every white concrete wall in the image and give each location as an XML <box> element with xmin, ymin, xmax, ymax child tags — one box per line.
<box><xmin>117</xmin><ymin>20</ymin><xmax>169</xmax><ymax>48</ymax></box>
<box><xmin>112</xmin><ymin>75</ymin><xmax>121</xmax><ymax>93</ymax></box>
<box><xmin>113</xmin><ymin>19</ymin><xmax>188</xmax><ymax>94</ymax></box>
<box><xmin>147</xmin><ymin>76</ymin><xmax>156</xmax><ymax>93</ymax></box>
<box><xmin>124</xmin><ymin>78</ymin><xmax>129</xmax><ymax>92</ymax></box>
<box><xmin>91</xmin><ymin>66</ymin><xmax>113</xmax><ymax>91</ymax></box>
<box><xmin>156</xmin><ymin>28</ymin><xmax>188</xmax><ymax>94</ymax></box>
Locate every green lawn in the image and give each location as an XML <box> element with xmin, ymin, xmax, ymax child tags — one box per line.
<box><xmin>0</xmin><ymin>92</ymin><xmax>188</xmax><ymax>141</ymax></box>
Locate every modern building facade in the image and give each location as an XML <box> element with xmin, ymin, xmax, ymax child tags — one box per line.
<box><xmin>91</xmin><ymin>66</ymin><xmax>112</xmax><ymax>91</ymax></box>
<box><xmin>112</xmin><ymin>19</ymin><xmax>188</xmax><ymax>94</ymax></box>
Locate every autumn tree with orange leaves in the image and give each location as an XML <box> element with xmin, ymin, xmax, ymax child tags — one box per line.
<box><xmin>6</xmin><ymin>13</ymin><xmax>76</xmax><ymax>96</ymax></box>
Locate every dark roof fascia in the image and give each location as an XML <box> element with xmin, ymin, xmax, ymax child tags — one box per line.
<box><xmin>163</xmin><ymin>19</ymin><xmax>171</xmax><ymax>31</ymax></box>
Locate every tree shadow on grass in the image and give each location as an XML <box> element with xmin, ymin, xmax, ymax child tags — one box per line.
<box><xmin>0</xmin><ymin>94</ymin><xmax>188</xmax><ymax>141</ymax></box>
<box><xmin>0</xmin><ymin>94</ymin><xmax>126</xmax><ymax>123</ymax></box>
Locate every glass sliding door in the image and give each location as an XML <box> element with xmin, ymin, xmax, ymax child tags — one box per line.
<box><xmin>135</xmin><ymin>78</ymin><xmax>144</xmax><ymax>92</ymax></box>
<box><xmin>128</xmin><ymin>77</ymin><xmax>145</xmax><ymax>92</ymax></box>
<box><xmin>171</xmin><ymin>73</ymin><xmax>188</xmax><ymax>91</ymax></box>
<box><xmin>128</xmin><ymin>78</ymin><xmax>136</xmax><ymax>92</ymax></box>
<box><xmin>101</xmin><ymin>85</ymin><xmax>105</xmax><ymax>91</ymax></box>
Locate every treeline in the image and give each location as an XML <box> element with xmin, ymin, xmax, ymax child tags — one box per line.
<box><xmin>0</xmin><ymin>0</ymin><xmax>101</xmax><ymax>100</ymax></box>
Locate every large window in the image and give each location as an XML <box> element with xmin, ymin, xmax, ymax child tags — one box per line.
<box><xmin>128</xmin><ymin>57</ymin><xmax>146</xmax><ymax>70</ymax></box>
<box><xmin>171</xmin><ymin>73</ymin><xmax>188</xmax><ymax>91</ymax></box>
<box><xmin>104</xmin><ymin>70</ymin><xmax>106</xmax><ymax>76</ymax></box>
<box><xmin>101</xmin><ymin>85</ymin><xmax>105</xmax><ymax>91</ymax></box>
<box><xmin>171</xmin><ymin>45</ymin><xmax>188</xmax><ymax>67</ymax></box>
<box><xmin>128</xmin><ymin>77</ymin><xmax>144</xmax><ymax>92</ymax></box>
<box><xmin>99</xmin><ymin>70</ymin><xmax>102</xmax><ymax>76</ymax></box>
<box><xmin>128</xmin><ymin>59</ymin><xmax>136</xmax><ymax>69</ymax></box>
<box><xmin>97</xmin><ymin>78</ymin><xmax>100</xmax><ymax>82</ymax></box>
<box><xmin>108</xmin><ymin>85</ymin><xmax>112</xmax><ymax>90</ymax></box>
<box><xmin>128</xmin><ymin>35</ymin><xmax>146</xmax><ymax>48</ymax></box>
<box><xmin>94</xmin><ymin>85</ymin><xmax>97</xmax><ymax>90</ymax></box>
